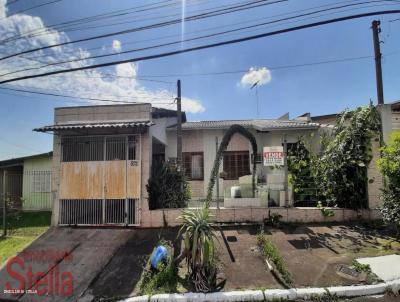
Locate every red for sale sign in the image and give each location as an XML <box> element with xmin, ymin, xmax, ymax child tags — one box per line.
<box><xmin>263</xmin><ymin>146</ymin><xmax>284</xmax><ymax>166</ymax></box>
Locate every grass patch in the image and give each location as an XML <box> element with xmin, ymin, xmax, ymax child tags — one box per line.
<box><xmin>351</xmin><ymin>260</ymin><xmax>371</xmax><ymax>274</ymax></box>
<box><xmin>257</xmin><ymin>233</ymin><xmax>294</xmax><ymax>287</ymax></box>
<box><xmin>0</xmin><ymin>211</ymin><xmax>51</xmax><ymax>265</ymax></box>
<box><xmin>138</xmin><ymin>261</ymin><xmax>178</xmax><ymax>295</ymax></box>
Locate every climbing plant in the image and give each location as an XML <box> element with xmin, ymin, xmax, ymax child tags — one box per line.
<box><xmin>206</xmin><ymin>125</ymin><xmax>257</xmax><ymax>204</ymax></box>
<box><xmin>287</xmin><ymin>138</ymin><xmax>319</xmax><ymax>203</ymax></box>
<box><xmin>313</xmin><ymin>104</ymin><xmax>381</xmax><ymax>209</ymax></box>
<box><xmin>377</xmin><ymin>131</ymin><xmax>400</xmax><ymax>232</ymax></box>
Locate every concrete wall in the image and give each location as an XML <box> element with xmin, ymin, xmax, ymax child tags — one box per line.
<box><xmin>140</xmin><ymin>207</ymin><xmax>382</xmax><ymax>228</ymax></box>
<box><xmin>54</xmin><ymin>104</ymin><xmax>151</xmax><ymax>124</ymax></box>
<box><xmin>392</xmin><ymin>111</ymin><xmax>400</xmax><ymax>131</ymax></box>
<box><xmin>51</xmin><ymin>135</ymin><xmax>61</xmax><ymax>225</ymax></box>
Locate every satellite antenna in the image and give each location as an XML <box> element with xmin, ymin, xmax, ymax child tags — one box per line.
<box><xmin>250</xmin><ymin>80</ymin><xmax>260</xmax><ymax>118</ymax></box>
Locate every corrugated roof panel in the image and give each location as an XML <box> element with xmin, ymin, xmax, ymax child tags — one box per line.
<box><xmin>168</xmin><ymin>119</ymin><xmax>320</xmax><ymax>131</ymax></box>
<box><xmin>34</xmin><ymin>121</ymin><xmax>153</xmax><ymax>132</ymax></box>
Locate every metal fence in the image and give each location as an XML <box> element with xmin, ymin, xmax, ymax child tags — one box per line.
<box><xmin>0</xmin><ymin>170</ymin><xmax>52</xmax><ymax>212</ymax></box>
<box><xmin>0</xmin><ymin>172</ymin><xmax>23</xmax><ymax>211</ymax></box>
<box><xmin>59</xmin><ymin>198</ymin><xmax>138</xmax><ymax>225</ymax></box>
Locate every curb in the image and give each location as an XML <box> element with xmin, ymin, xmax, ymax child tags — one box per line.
<box><xmin>119</xmin><ymin>279</ymin><xmax>400</xmax><ymax>302</ymax></box>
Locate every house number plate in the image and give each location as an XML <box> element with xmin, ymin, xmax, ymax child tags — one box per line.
<box><xmin>130</xmin><ymin>160</ymin><xmax>139</xmax><ymax>166</ymax></box>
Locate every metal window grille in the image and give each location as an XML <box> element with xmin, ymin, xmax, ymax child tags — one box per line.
<box><xmin>62</xmin><ymin>136</ymin><xmax>104</xmax><ymax>162</ymax></box>
<box><xmin>62</xmin><ymin>135</ymin><xmax>139</xmax><ymax>162</ymax></box>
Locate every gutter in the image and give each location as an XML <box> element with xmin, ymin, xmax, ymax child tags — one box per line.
<box><xmin>119</xmin><ymin>279</ymin><xmax>400</xmax><ymax>302</ymax></box>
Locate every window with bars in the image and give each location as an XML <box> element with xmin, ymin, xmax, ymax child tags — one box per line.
<box><xmin>62</xmin><ymin>135</ymin><xmax>138</xmax><ymax>162</ymax></box>
<box><xmin>183</xmin><ymin>152</ymin><xmax>204</xmax><ymax>180</ymax></box>
<box><xmin>32</xmin><ymin>171</ymin><xmax>51</xmax><ymax>193</ymax></box>
<box><xmin>223</xmin><ymin>151</ymin><xmax>250</xmax><ymax>180</ymax></box>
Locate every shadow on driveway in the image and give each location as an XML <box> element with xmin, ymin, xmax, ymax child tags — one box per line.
<box><xmin>0</xmin><ymin>227</ymin><xmax>179</xmax><ymax>302</ymax></box>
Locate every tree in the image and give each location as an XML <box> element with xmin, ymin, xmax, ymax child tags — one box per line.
<box><xmin>377</xmin><ymin>131</ymin><xmax>400</xmax><ymax>232</ymax></box>
<box><xmin>206</xmin><ymin>125</ymin><xmax>257</xmax><ymax>203</ymax></box>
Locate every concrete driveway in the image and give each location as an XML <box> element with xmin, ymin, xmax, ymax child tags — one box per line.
<box><xmin>0</xmin><ymin>227</ymin><xmax>179</xmax><ymax>302</ymax></box>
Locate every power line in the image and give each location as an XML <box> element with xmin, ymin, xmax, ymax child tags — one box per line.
<box><xmin>22</xmin><ymin>0</ymin><xmax>377</xmax><ymax>61</ymax></box>
<box><xmin>1</xmin><ymin>9</ymin><xmax>399</xmax><ymax>85</ymax></box>
<box><xmin>0</xmin><ymin>0</ymin><xmax>210</xmax><ymax>45</ymax></box>
<box><xmin>0</xmin><ymin>0</ymin><xmax>184</xmax><ymax>44</ymax></box>
<box><xmin>0</xmin><ymin>0</ymin><xmax>63</xmax><ymax>20</ymax></box>
<box><xmin>0</xmin><ymin>0</ymin><xmax>287</xmax><ymax>61</ymax></box>
<box><xmin>0</xmin><ymin>86</ymin><xmax>176</xmax><ymax>104</ymax></box>
<box><xmin>2</xmin><ymin>0</ymin><xmax>397</xmax><ymax>78</ymax></box>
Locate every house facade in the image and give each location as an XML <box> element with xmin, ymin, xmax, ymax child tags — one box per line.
<box><xmin>165</xmin><ymin>119</ymin><xmax>323</xmax><ymax>204</ymax></box>
<box><xmin>0</xmin><ymin>152</ymin><xmax>52</xmax><ymax>211</ymax></box>
<box><xmin>34</xmin><ymin>103</ymin><xmax>329</xmax><ymax>227</ymax></box>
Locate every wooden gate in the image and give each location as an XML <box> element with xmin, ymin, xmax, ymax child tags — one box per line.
<box><xmin>59</xmin><ymin>135</ymin><xmax>141</xmax><ymax>226</ymax></box>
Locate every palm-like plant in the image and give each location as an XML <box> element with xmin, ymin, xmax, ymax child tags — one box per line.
<box><xmin>178</xmin><ymin>205</ymin><xmax>218</xmax><ymax>292</ymax></box>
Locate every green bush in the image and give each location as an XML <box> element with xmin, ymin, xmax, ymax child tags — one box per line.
<box><xmin>378</xmin><ymin>131</ymin><xmax>400</xmax><ymax>185</ymax></box>
<box><xmin>378</xmin><ymin>131</ymin><xmax>400</xmax><ymax>231</ymax></box>
<box><xmin>147</xmin><ymin>160</ymin><xmax>191</xmax><ymax>210</ymax></box>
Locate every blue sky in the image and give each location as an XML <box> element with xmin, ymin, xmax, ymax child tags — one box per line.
<box><xmin>0</xmin><ymin>0</ymin><xmax>399</xmax><ymax>159</ymax></box>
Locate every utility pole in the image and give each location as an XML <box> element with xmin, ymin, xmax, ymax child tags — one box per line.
<box><xmin>215</xmin><ymin>137</ymin><xmax>220</xmax><ymax>209</ymax></box>
<box><xmin>372</xmin><ymin>20</ymin><xmax>384</xmax><ymax>105</ymax></box>
<box><xmin>283</xmin><ymin>135</ymin><xmax>288</xmax><ymax>206</ymax></box>
<box><xmin>2</xmin><ymin>170</ymin><xmax>7</xmax><ymax>237</ymax></box>
<box><xmin>176</xmin><ymin>80</ymin><xmax>182</xmax><ymax>169</ymax></box>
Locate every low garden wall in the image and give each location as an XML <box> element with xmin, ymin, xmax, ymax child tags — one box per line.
<box><xmin>140</xmin><ymin>207</ymin><xmax>382</xmax><ymax>228</ymax></box>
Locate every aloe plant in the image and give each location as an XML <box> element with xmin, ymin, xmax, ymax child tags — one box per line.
<box><xmin>178</xmin><ymin>205</ymin><xmax>218</xmax><ymax>292</ymax></box>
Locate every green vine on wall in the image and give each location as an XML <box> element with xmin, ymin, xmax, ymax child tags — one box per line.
<box><xmin>288</xmin><ymin>104</ymin><xmax>380</xmax><ymax>210</ymax></box>
<box><xmin>377</xmin><ymin>131</ymin><xmax>400</xmax><ymax>233</ymax></box>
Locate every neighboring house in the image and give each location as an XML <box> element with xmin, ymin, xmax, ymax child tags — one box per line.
<box><xmin>34</xmin><ymin>103</ymin><xmax>329</xmax><ymax>227</ymax></box>
<box><xmin>34</xmin><ymin>104</ymin><xmax>184</xmax><ymax>226</ymax></box>
<box><xmin>0</xmin><ymin>152</ymin><xmax>53</xmax><ymax>211</ymax></box>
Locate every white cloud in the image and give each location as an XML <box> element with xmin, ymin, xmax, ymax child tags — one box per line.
<box><xmin>0</xmin><ymin>2</ymin><xmax>205</xmax><ymax>114</ymax></box>
<box><xmin>0</xmin><ymin>0</ymin><xmax>6</xmax><ymax>18</ymax></box>
<box><xmin>240</xmin><ymin>67</ymin><xmax>272</xmax><ymax>87</ymax></box>
<box><xmin>112</xmin><ymin>39</ymin><xmax>121</xmax><ymax>53</ymax></box>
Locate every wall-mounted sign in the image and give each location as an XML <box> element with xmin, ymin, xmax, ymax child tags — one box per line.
<box><xmin>263</xmin><ymin>146</ymin><xmax>284</xmax><ymax>166</ymax></box>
